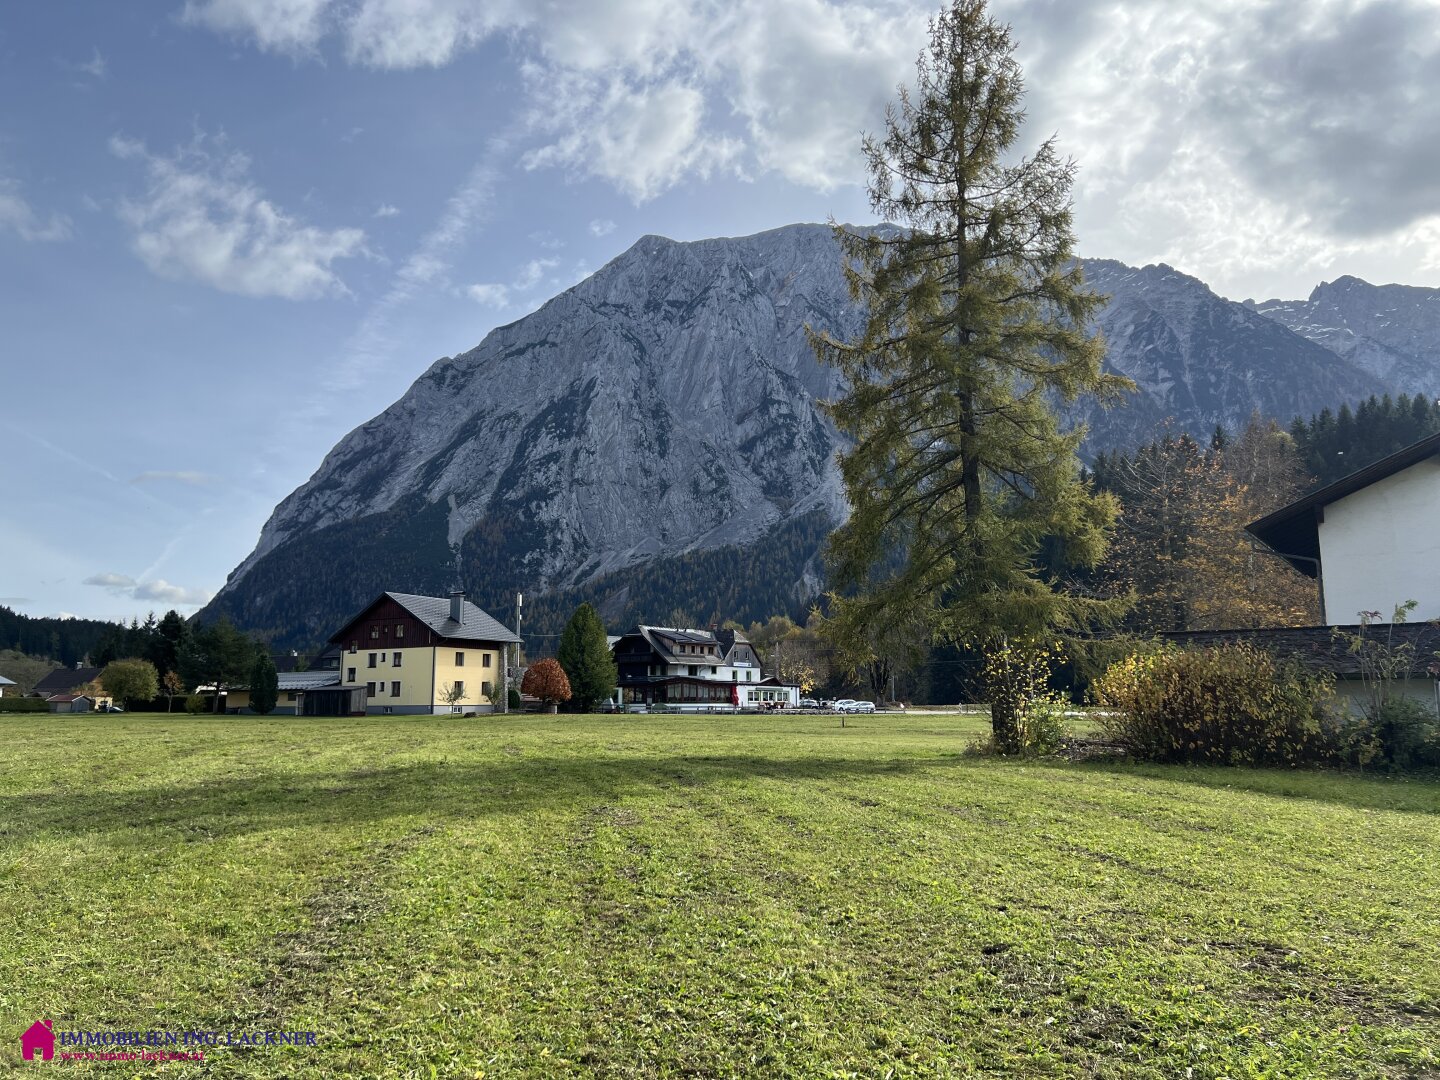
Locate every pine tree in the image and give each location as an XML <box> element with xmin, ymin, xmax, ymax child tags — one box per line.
<box><xmin>557</xmin><ymin>603</ymin><xmax>618</xmax><ymax>712</ymax></box>
<box><xmin>810</xmin><ymin>0</ymin><xmax>1130</xmax><ymax>753</ymax></box>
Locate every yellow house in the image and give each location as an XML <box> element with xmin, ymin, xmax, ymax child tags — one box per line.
<box><xmin>328</xmin><ymin>591</ymin><xmax>522</xmax><ymax>715</ymax></box>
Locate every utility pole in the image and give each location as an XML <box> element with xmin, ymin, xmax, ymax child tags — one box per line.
<box><xmin>512</xmin><ymin>592</ymin><xmax>523</xmax><ymax>710</ymax></box>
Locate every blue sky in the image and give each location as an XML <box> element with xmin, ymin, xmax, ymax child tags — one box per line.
<box><xmin>4</xmin><ymin>0</ymin><xmax>1440</xmax><ymax>623</ymax></box>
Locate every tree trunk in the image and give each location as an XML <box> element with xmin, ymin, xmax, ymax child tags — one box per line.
<box><xmin>989</xmin><ymin>693</ymin><xmax>1022</xmax><ymax>756</ymax></box>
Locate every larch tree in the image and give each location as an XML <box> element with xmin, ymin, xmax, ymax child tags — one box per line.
<box><xmin>811</xmin><ymin>0</ymin><xmax>1129</xmax><ymax>753</ymax></box>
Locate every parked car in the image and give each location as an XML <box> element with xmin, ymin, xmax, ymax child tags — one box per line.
<box><xmin>100</xmin><ymin>704</ymin><xmax>124</xmax><ymax>713</ymax></box>
<box><xmin>820</xmin><ymin>699</ymin><xmax>838</xmax><ymax>709</ymax></box>
<box><xmin>850</xmin><ymin>700</ymin><xmax>876</xmax><ymax>714</ymax></box>
<box><xmin>798</xmin><ymin>698</ymin><xmax>819</xmax><ymax>709</ymax></box>
<box><xmin>832</xmin><ymin>699</ymin><xmax>857</xmax><ymax>712</ymax></box>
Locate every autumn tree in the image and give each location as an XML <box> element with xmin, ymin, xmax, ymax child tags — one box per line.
<box><xmin>1095</xmin><ymin>430</ymin><xmax>1211</xmax><ymax>632</ymax></box>
<box><xmin>521</xmin><ymin>658</ymin><xmax>572</xmax><ymax>710</ymax></box>
<box><xmin>161</xmin><ymin>670</ymin><xmax>185</xmax><ymax>713</ymax></box>
<box><xmin>811</xmin><ymin>0</ymin><xmax>1129</xmax><ymax>753</ymax></box>
<box><xmin>557</xmin><ymin>603</ymin><xmax>618</xmax><ymax>712</ymax></box>
<box><xmin>1184</xmin><ymin>417</ymin><xmax>1319</xmax><ymax>627</ymax></box>
<box><xmin>1096</xmin><ymin>416</ymin><xmax>1319</xmax><ymax>631</ymax></box>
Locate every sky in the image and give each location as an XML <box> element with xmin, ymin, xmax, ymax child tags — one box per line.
<box><xmin>4</xmin><ymin>0</ymin><xmax>1440</xmax><ymax>624</ymax></box>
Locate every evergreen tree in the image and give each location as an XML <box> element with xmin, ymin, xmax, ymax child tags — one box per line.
<box><xmin>810</xmin><ymin>0</ymin><xmax>1130</xmax><ymax>753</ymax></box>
<box><xmin>181</xmin><ymin>617</ymin><xmax>262</xmax><ymax>714</ymax></box>
<box><xmin>249</xmin><ymin>653</ymin><xmax>279</xmax><ymax>715</ymax></box>
<box><xmin>149</xmin><ymin>610</ymin><xmax>190</xmax><ymax>677</ymax></box>
<box><xmin>556</xmin><ymin>603</ymin><xmax>618</xmax><ymax>712</ymax></box>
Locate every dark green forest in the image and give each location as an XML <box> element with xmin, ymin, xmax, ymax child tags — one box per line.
<box><xmin>1289</xmin><ymin>392</ymin><xmax>1440</xmax><ymax>484</ymax></box>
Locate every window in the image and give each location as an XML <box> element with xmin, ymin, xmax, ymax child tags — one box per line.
<box><xmin>349</xmin><ymin>642</ymin><xmax>357</xmax><ymax>653</ymax></box>
<box><xmin>453</xmin><ymin>680</ymin><xmax>464</xmax><ymax>696</ymax></box>
<box><xmin>482</xmin><ymin>681</ymin><xmax>492</xmax><ymax>698</ymax></box>
<box><xmin>366</xmin><ymin>681</ymin><xmax>376</xmax><ymax>696</ymax></box>
<box><xmin>711</xmin><ymin>666</ymin><xmax>717</xmax><ymax>674</ymax></box>
<box><xmin>370</xmin><ymin>627</ymin><xmax>380</xmax><ymax>639</ymax></box>
<box><xmin>391</xmin><ymin>681</ymin><xmax>400</xmax><ymax>697</ymax></box>
<box><xmin>392</xmin><ymin>652</ymin><xmax>402</xmax><ymax>667</ymax></box>
<box><xmin>368</xmin><ymin>653</ymin><xmax>377</xmax><ymax>668</ymax></box>
<box><xmin>285</xmin><ymin>692</ymin><xmax>297</xmax><ymax>702</ymax></box>
<box><xmin>455</xmin><ymin>652</ymin><xmax>465</xmax><ymax>666</ymax></box>
<box><xmin>396</xmin><ymin>624</ymin><xmax>405</xmax><ymax>639</ymax></box>
<box><xmin>689</xmin><ymin>665</ymin><xmax>698</xmax><ymax>677</ymax></box>
<box><xmin>482</xmin><ymin>653</ymin><xmax>492</xmax><ymax>668</ymax></box>
<box><xmin>347</xmin><ymin>667</ymin><xmax>356</xmax><ymax>683</ymax></box>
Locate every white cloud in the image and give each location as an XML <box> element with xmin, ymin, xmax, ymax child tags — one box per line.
<box><xmin>179</xmin><ymin>0</ymin><xmax>917</xmax><ymax>201</ymax></box>
<box><xmin>513</xmin><ymin>256</ymin><xmax>559</xmax><ymax>289</ymax></box>
<box><xmin>180</xmin><ymin>0</ymin><xmax>1440</xmax><ymax>297</ymax></box>
<box><xmin>84</xmin><ymin>571</ymin><xmax>212</xmax><ymax>607</ymax></box>
<box><xmin>373</xmin><ymin>203</ymin><xmax>400</xmax><ymax>217</ymax></box>
<box><xmin>180</xmin><ymin>0</ymin><xmax>332</xmax><ymax>56</ymax></box>
<box><xmin>78</xmin><ymin>47</ymin><xmax>107</xmax><ymax>79</ymax></box>
<box><xmin>84</xmin><ymin>572</ymin><xmax>135</xmax><ymax>589</ymax></box>
<box><xmin>588</xmin><ymin>218</ymin><xmax>615</xmax><ymax>237</ymax></box>
<box><xmin>523</xmin><ymin>72</ymin><xmax>743</xmax><ymax>202</ymax></box>
<box><xmin>109</xmin><ymin>133</ymin><xmax>366</xmax><ymax>300</ymax></box>
<box><xmin>0</xmin><ymin>183</ymin><xmax>73</xmax><ymax>242</ymax></box>
<box><xmin>466</xmin><ymin>254</ymin><xmax>567</xmax><ymax>309</ymax></box>
<box><xmin>467</xmin><ymin>282</ymin><xmax>509</xmax><ymax>307</ymax></box>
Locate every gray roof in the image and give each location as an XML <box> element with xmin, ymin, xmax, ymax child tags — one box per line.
<box><xmin>34</xmin><ymin>666</ymin><xmax>103</xmax><ymax>694</ymax></box>
<box><xmin>279</xmin><ymin>670</ymin><xmax>342</xmax><ymax>691</ymax></box>
<box><xmin>386</xmin><ymin>592</ymin><xmax>523</xmax><ymax>644</ymax></box>
<box><xmin>0</xmin><ymin>675</ymin><xmax>15</xmax><ymax>686</ymax></box>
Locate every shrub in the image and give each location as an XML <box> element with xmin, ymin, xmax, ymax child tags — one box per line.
<box><xmin>508</xmin><ymin>688</ymin><xmax>522</xmax><ymax>710</ymax></box>
<box><xmin>184</xmin><ymin>693</ymin><xmax>208</xmax><ymax>714</ymax></box>
<box><xmin>0</xmin><ymin>697</ymin><xmax>48</xmax><ymax>713</ymax></box>
<box><xmin>1094</xmin><ymin>643</ymin><xmax>1341</xmax><ymax>766</ymax></box>
<box><xmin>1363</xmin><ymin>696</ymin><xmax>1440</xmax><ymax>770</ymax></box>
<box><xmin>982</xmin><ymin>639</ymin><xmax>1070</xmax><ymax>756</ymax></box>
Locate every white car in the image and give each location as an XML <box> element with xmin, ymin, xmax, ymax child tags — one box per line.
<box><xmin>835</xmin><ymin>699</ymin><xmax>875</xmax><ymax>714</ymax></box>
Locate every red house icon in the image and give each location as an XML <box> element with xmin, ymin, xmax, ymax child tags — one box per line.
<box><xmin>21</xmin><ymin>1019</ymin><xmax>55</xmax><ymax>1061</ymax></box>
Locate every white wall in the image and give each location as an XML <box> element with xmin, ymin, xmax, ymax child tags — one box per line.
<box><xmin>1319</xmin><ymin>457</ymin><xmax>1440</xmax><ymax>622</ymax></box>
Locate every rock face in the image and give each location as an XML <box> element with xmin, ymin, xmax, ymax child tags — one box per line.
<box><xmin>204</xmin><ymin>224</ymin><xmax>1398</xmax><ymax>648</ymax></box>
<box><xmin>1251</xmin><ymin>276</ymin><xmax>1440</xmax><ymax>398</ymax></box>
<box><xmin>1078</xmin><ymin>261</ymin><xmax>1384</xmax><ymax>447</ymax></box>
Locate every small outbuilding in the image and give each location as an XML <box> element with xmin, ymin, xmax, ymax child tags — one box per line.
<box><xmin>46</xmin><ymin>694</ymin><xmax>94</xmax><ymax>713</ymax></box>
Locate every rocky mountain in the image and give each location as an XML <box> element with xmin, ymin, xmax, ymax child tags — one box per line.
<box><xmin>202</xmin><ymin>224</ymin><xmax>1399</xmax><ymax>649</ymax></box>
<box><xmin>1249</xmin><ymin>276</ymin><xmax>1440</xmax><ymax>398</ymax></box>
<box><xmin>1079</xmin><ymin>260</ymin><xmax>1383</xmax><ymax>446</ymax></box>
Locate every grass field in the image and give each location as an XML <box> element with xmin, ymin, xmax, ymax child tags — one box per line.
<box><xmin>2</xmin><ymin>713</ymin><xmax>1438</xmax><ymax>1078</ymax></box>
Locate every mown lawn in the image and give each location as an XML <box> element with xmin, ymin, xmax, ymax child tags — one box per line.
<box><xmin>1</xmin><ymin>713</ymin><xmax>1438</xmax><ymax>1078</ymax></box>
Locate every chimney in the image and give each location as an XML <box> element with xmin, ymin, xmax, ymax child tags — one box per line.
<box><xmin>450</xmin><ymin>590</ymin><xmax>464</xmax><ymax>624</ymax></box>
<box><xmin>76</xmin><ymin>660</ymin><xmax>84</xmax><ymax>670</ymax></box>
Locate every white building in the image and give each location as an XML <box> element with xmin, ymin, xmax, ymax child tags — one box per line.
<box><xmin>1199</xmin><ymin>433</ymin><xmax>1440</xmax><ymax>714</ymax></box>
<box><xmin>1248</xmin><ymin>432</ymin><xmax>1440</xmax><ymax>623</ymax></box>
